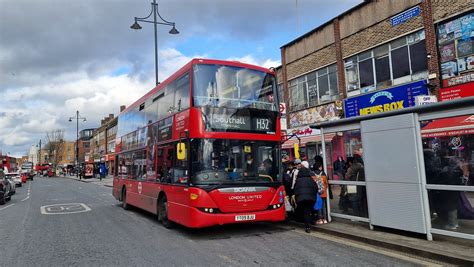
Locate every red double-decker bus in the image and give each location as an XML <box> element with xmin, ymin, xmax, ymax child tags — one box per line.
<box><xmin>112</xmin><ymin>59</ymin><xmax>285</xmax><ymax>228</ymax></box>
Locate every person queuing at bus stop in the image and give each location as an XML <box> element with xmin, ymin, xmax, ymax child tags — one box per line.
<box><xmin>294</xmin><ymin>165</ymin><xmax>319</xmax><ymax>233</ymax></box>
<box><xmin>313</xmin><ymin>161</ymin><xmax>329</xmax><ymax>224</ymax></box>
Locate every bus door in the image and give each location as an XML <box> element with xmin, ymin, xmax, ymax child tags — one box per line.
<box><xmin>158</xmin><ymin>143</ymin><xmax>189</xmax><ymax>222</ymax></box>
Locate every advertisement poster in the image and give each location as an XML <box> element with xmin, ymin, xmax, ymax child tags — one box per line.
<box><xmin>460</xmin><ymin>13</ymin><xmax>473</xmax><ymax>39</ymax></box>
<box><xmin>288</xmin><ymin>103</ymin><xmax>339</xmax><ymax>128</ymax></box>
<box><xmin>443</xmin><ymin>71</ymin><xmax>474</xmax><ymax>87</ymax></box>
<box><xmin>440</xmin><ymin>42</ymin><xmax>456</xmax><ymax>63</ymax></box>
<box><xmin>441</xmin><ymin>61</ymin><xmax>458</xmax><ymax>79</ymax></box>
<box><xmin>457</xmin><ymin>38</ymin><xmax>473</xmax><ymax>58</ymax></box>
<box><xmin>343</xmin><ymin>80</ymin><xmax>428</xmax><ymax>118</ymax></box>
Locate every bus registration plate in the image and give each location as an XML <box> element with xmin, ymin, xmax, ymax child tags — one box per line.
<box><xmin>235</xmin><ymin>214</ymin><xmax>256</xmax><ymax>221</ymax></box>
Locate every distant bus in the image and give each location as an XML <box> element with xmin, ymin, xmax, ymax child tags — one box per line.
<box><xmin>112</xmin><ymin>59</ymin><xmax>285</xmax><ymax>228</ymax></box>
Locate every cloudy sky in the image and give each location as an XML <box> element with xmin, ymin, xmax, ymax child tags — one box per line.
<box><xmin>0</xmin><ymin>0</ymin><xmax>361</xmax><ymax>157</ymax></box>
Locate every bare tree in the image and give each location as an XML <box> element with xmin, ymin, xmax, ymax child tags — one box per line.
<box><xmin>45</xmin><ymin>129</ymin><xmax>65</xmax><ymax>169</ymax></box>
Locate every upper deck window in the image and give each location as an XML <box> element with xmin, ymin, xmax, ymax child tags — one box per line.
<box><xmin>192</xmin><ymin>64</ymin><xmax>278</xmax><ymax>111</ymax></box>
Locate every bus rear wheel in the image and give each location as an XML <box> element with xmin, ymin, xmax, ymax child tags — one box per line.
<box><xmin>158</xmin><ymin>196</ymin><xmax>174</xmax><ymax>229</ymax></box>
<box><xmin>121</xmin><ymin>188</ymin><xmax>129</xmax><ymax>210</ymax></box>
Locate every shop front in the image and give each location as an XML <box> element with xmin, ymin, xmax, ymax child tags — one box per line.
<box><xmin>284</xmin><ymin>102</ymin><xmax>341</xmax><ymax>162</ymax></box>
<box><xmin>312</xmin><ymin>96</ymin><xmax>474</xmax><ymax>240</ymax></box>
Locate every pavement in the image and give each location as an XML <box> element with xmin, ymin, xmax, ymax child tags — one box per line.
<box><xmin>288</xmin><ymin>215</ymin><xmax>474</xmax><ymax>265</ymax></box>
<box><xmin>0</xmin><ymin>176</ymin><xmax>438</xmax><ymax>266</ymax></box>
<box><xmin>62</xmin><ymin>174</ymin><xmax>114</xmax><ymax>187</ymax></box>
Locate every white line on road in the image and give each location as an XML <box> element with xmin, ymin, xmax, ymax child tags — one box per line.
<box><xmin>20</xmin><ymin>182</ymin><xmax>32</xmax><ymax>202</ymax></box>
<box><xmin>0</xmin><ymin>204</ymin><xmax>15</xmax><ymax>211</ymax></box>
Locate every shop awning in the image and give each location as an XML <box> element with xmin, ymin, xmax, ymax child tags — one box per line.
<box><xmin>421</xmin><ymin>115</ymin><xmax>474</xmax><ymax>138</ymax></box>
<box><xmin>281</xmin><ymin>133</ymin><xmax>335</xmax><ymax>149</ymax></box>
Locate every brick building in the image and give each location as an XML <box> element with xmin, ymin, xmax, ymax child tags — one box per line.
<box><xmin>278</xmin><ymin>0</ymin><xmax>473</xmax><ymax>160</ymax></box>
<box><xmin>90</xmin><ymin>114</ymin><xmax>114</xmax><ymax>163</ymax></box>
<box><xmin>78</xmin><ymin>128</ymin><xmax>95</xmax><ymax>164</ymax></box>
<box><xmin>105</xmin><ymin>115</ymin><xmax>118</xmax><ymax>174</ymax></box>
<box><xmin>57</xmin><ymin>141</ymin><xmax>75</xmax><ymax>166</ymax></box>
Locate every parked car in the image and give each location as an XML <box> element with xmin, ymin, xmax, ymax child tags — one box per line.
<box><xmin>6</xmin><ymin>172</ymin><xmax>22</xmax><ymax>187</ymax></box>
<box><xmin>0</xmin><ymin>169</ymin><xmax>12</xmax><ymax>205</ymax></box>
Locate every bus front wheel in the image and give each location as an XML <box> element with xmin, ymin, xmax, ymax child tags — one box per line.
<box><xmin>158</xmin><ymin>196</ymin><xmax>174</xmax><ymax>229</ymax></box>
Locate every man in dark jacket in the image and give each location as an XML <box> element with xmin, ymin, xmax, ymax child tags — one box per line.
<box><xmin>294</xmin><ymin>167</ymin><xmax>318</xmax><ymax>233</ymax></box>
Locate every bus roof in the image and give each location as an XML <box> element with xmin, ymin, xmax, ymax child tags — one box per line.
<box><xmin>119</xmin><ymin>58</ymin><xmax>275</xmax><ymax>116</ymax></box>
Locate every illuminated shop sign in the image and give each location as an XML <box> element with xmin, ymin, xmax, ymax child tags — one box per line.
<box><xmin>344</xmin><ymin>80</ymin><xmax>428</xmax><ymax>118</ymax></box>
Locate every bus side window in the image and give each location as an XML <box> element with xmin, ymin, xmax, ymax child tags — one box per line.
<box><xmin>156</xmin><ymin>147</ymin><xmax>165</xmax><ymax>182</ymax></box>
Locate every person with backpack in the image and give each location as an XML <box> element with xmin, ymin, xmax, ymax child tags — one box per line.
<box><xmin>313</xmin><ymin>161</ymin><xmax>328</xmax><ymax>224</ymax></box>
<box><xmin>294</xmin><ymin>165</ymin><xmax>319</xmax><ymax>233</ymax></box>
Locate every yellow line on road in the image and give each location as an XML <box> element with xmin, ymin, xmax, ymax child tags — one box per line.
<box><xmin>293</xmin><ymin>228</ymin><xmax>443</xmax><ymax>266</ymax></box>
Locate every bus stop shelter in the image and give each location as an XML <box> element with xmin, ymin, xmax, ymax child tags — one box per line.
<box><xmin>311</xmin><ymin>97</ymin><xmax>474</xmax><ymax>240</ymax></box>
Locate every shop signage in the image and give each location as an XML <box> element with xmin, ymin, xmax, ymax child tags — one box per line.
<box><xmin>443</xmin><ymin>71</ymin><xmax>474</xmax><ymax>87</ymax></box>
<box><xmin>439</xmin><ymin>82</ymin><xmax>474</xmax><ymax>101</ymax></box>
<box><xmin>280</xmin><ymin>103</ymin><xmax>286</xmax><ymax>115</ymax></box>
<box><xmin>415</xmin><ymin>95</ymin><xmax>438</xmax><ymax>106</ymax></box>
<box><xmin>344</xmin><ymin>80</ymin><xmax>428</xmax><ymax>118</ymax></box>
<box><xmin>391</xmin><ymin>6</ymin><xmax>420</xmax><ymax>27</ymax></box>
<box><xmin>287</xmin><ymin>127</ymin><xmax>320</xmax><ymax>137</ymax></box>
<box><xmin>288</xmin><ymin>102</ymin><xmax>339</xmax><ymax>128</ymax></box>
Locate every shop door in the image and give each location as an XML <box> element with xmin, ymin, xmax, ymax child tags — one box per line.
<box><xmin>361</xmin><ymin>113</ymin><xmax>428</xmax><ymax>234</ymax></box>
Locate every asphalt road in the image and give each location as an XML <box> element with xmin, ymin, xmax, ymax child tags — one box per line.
<box><xmin>0</xmin><ymin>177</ymin><xmax>432</xmax><ymax>266</ymax></box>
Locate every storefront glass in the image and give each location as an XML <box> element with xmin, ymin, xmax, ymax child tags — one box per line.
<box><xmin>421</xmin><ymin>114</ymin><xmax>474</xmax><ymax>234</ymax></box>
<box><xmin>329</xmin><ymin>184</ymin><xmax>368</xmax><ymax>218</ymax></box>
<box><xmin>325</xmin><ymin>130</ymin><xmax>363</xmax><ymax>180</ymax></box>
<box><xmin>325</xmin><ymin>130</ymin><xmax>368</xmax><ymax>219</ymax></box>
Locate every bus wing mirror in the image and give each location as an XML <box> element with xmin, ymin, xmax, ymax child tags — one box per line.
<box><xmin>177</xmin><ymin>142</ymin><xmax>186</xmax><ymax>160</ymax></box>
<box><xmin>294</xmin><ymin>143</ymin><xmax>300</xmax><ymax>159</ymax></box>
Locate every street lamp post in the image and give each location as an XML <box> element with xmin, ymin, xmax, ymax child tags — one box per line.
<box><xmin>69</xmin><ymin>110</ymin><xmax>86</xmax><ymax>178</ymax></box>
<box><xmin>131</xmin><ymin>0</ymin><xmax>179</xmax><ymax>86</ymax></box>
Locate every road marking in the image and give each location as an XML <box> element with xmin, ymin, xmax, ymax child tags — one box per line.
<box><xmin>40</xmin><ymin>203</ymin><xmax>91</xmax><ymax>215</ymax></box>
<box><xmin>21</xmin><ymin>196</ymin><xmax>30</xmax><ymax>202</ymax></box>
<box><xmin>0</xmin><ymin>204</ymin><xmax>15</xmax><ymax>211</ymax></box>
<box><xmin>293</xmin><ymin>229</ymin><xmax>443</xmax><ymax>266</ymax></box>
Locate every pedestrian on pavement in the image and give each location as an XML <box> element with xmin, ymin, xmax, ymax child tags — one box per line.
<box><xmin>290</xmin><ymin>159</ymin><xmax>302</xmax><ymax>193</ymax></box>
<box><xmin>333</xmin><ymin>155</ymin><xmax>346</xmax><ymax>180</ymax></box>
<box><xmin>345</xmin><ymin>155</ymin><xmax>366</xmax><ymax>217</ymax></box>
<box><xmin>283</xmin><ymin>161</ymin><xmax>295</xmax><ymax>197</ymax></box>
<box><xmin>294</xmin><ymin>166</ymin><xmax>319</xmax><ymax>233</ymax></box>
<box><xmin>313</xmin><ymin>161</ymin><xmax>329</xmax><ymax>224</ymax></box>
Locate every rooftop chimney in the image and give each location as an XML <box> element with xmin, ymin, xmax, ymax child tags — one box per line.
<box><xmin>120</xmin><ymin>105</ymin><xmax>126</xmax><ymax>112</ymax></box>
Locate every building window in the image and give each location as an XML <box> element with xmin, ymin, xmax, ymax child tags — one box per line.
<box><xmin>288</xmin><ymin>63</ymin><xmax>338</xmax><ymax>112</ymax></box>
<box><xmin>345</xmin><ymin>30</ymin><xmax>428</xmax><ymax>96</ymax></box>
<box><xmin>437</xmin><ymin>11</ymin><xmax>473</xmax><ymax>87</ymax></box>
